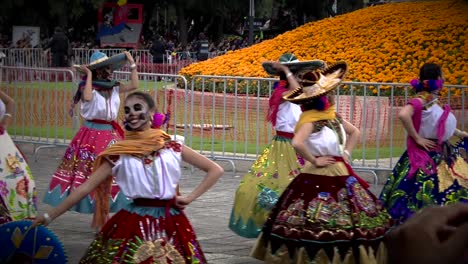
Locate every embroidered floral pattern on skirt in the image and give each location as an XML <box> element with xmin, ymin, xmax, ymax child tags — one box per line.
<box><xmin>380</xmin><ymin>136</ymin><xmax>468</xmax><ymax>224</ymax></box>
<box><xmin>0</xmin><ymin>131</ymin><xmax>36</xmax><ymax>221</ymax></box>
<box><xmin>251</xmin><ymin>171</ymin><xmax>393</xmax><ymax>263</ymax></box>
<box><xmin>43</xmin><ymin>124</ymin><xmax>129</xmax><ymax>213</ymax></box>
<box><xmin>79</xmin><ymin>205</ymin><xmax>206</xmax><ymax>264</ymax></box>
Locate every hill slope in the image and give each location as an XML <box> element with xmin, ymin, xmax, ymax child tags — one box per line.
<box><xmin>180</xmin><ymin>0</ymin><xmax>467</xmax><ymax>89</ymax></box>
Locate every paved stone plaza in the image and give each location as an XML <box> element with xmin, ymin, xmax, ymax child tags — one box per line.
<box><xmin>20</xmin><ymin>142</ymin><xmax>385</xmax><ymax>264</ymax></box>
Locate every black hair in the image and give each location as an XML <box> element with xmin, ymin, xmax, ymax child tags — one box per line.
<box><xmin>419</xmin><ymin>63</ymin><xmax>442</xmax><ymax>80</ymax></box>
<box><xmin>91</xmin><ymin>69</ymin><xmax>99</xmax><ymax>80</ymax></box>
<box><xmin>300</xmin><ymin>93</ymin><xmax>335</xmax><ymax>111</ymax></box>
<box><xmin>126</xmin><ymin>91</ymin><xmax>156</xmax><ymax>111</ymax></box>
<box><xmin>279</xmin><ymin>71</ymin><xmax>287</xmax><ymax>81</ymax></box>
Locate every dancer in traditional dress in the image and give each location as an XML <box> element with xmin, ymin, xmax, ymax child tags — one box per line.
<box><xmin>380</xmin><ymin>63</ymin><xmax>468</xmax><ymax>224</ymax></box>
<box><xmin>0</xmin><ymin>90</ymin><xmax>36</xmax><ymax>224</ymax></box>
<box><xmin>229</xmin><ymin>54</ymin><xmax>326</xmax><ymax>238</ymax></box>
<box><xmin>251</xmin><ymin>62</ymin><xmax>393</xmax><ymax>263</ymax></box>
<box><xmin>43</xmin><ymin>51</ymin><xmax>139</xmax><ymax>213</ymax></box>
<box><xmin>33</xmin><ymin>91</ymin><xmax>224</xmax><ymax>263</ymax></box>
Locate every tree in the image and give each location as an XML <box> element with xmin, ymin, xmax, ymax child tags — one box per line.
<box><xmin>0</xmin><ymin>0</ymin><xmax>104</xmax><ymax>36</ymax></box>
<box><xmin>168</xmin><ymin>0</ymin><xmax>251</xmax><ymax>46</ymax></box>
<box><xmin>337</xmin><ymin>0</ymin><xmax>364</xmax><ymax>14</ymax></box>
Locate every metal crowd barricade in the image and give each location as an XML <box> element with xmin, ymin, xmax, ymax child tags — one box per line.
<box><xmin>0</xmin><ymin>48</ymin><xmax>8</xmax><ymax>65</ymax></box>
<box><xmin>1</xmin><ymin>48</ymin><xmax>195</xmax><ymax>75</ymax></box>
<box><xmin>337</xmin><ymin>82</ymin><xmax>466</xmax><ymax>183</ymax></box>
<box><xmin>187</xmin><ymin>75</ymin><xmax>467</xmax><ymax>183</ymax></box>
<box><xmin>70</xmin><ymin>48</ymin><xmax>94</xmax><ymax>66</ymax></box>
<box><xmin>0</xmin><ymin>66</ymin><xmax>189</xmax><ymax>161</ymax></box>
<box><xmin>129</xmin><ymin>49</ymin><xmax>154</xmax><ymax>73</ymax></box>
<box><xmin>0</xmin><ymin>66</ymin><xmax>75</xmax><ymax>160</ymax></box>
<box><xmin>2</xmin><ymin>48</ymin><xmax>49</xmax><ymax>68</ymax></box>
<box><xmin>1</xmin><ymin>66</ymin><xmax>466</xmax><ymax>184</ymax></box>
<box><xmin>188</xmin><ymin>75</ymin><xmax>277</xmax><ymax>172</ymax></box>
<box><xmin>71</xmin><ymin>48</ymin><xmax>127</xmax><ymax>66</ymax></box>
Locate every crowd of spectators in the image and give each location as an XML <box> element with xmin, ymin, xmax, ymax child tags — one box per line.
<box><xmin>0</xmin><ymin>7</ymin><xmax>302</xmax><ymax>68</ymax></box>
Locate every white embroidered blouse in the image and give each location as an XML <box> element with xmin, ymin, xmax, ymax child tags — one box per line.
<box><xmin>80</xmin><ymin>86</ymin><xmax>121</xmax><ymax>121</ymax></box>
<box><xmin>419</xmin><ymin>103</ymin><xmax>457</xmax><ymax>142</ymax></box>
<box><xmin>275</xmin><ymin>101</ymin><xmax>302</xmax><ymax>133</ymax></box>
<box><xmin>111</xmin><ymin>141</ymin><xmax>182</xmax><ymax>199</ymax></box>
<box><xmin>306</xmin><ymin>119</ymin><xmax>347</xmax><ymax>157</ymax></box>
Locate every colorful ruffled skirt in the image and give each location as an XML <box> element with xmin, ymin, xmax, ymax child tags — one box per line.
<box><xmin>79</xmin><ymin>199</ymin><xmax>206</xmax><ymax>264</ymax></box>
<box><xmin>229</xmin><ymin>134</ymin><xmax>304</xmax><ymax>238</ymax></box>
<box><xmin>43</xmin><ymin>120</ymin><xmax>129</xmax><ymax>213</ymax></box>
<box><xmin>0</xmin><ymin>131</ymin><xmax>37</xmax><ymax>222</ymax></box>
<box><xmin>380</xmin><ymin>135</ymin><xmax>468</xmax><ymax>224</ymax></box>
<box><xmin>251</xmin><ymin>161</ymin><xmax>393</xmax><ymax>264</ymax></box>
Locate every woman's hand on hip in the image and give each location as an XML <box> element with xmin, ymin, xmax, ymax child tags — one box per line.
<box><xmin>175</xmin><ymin>196</ymin><xmax>193</xmax><ymax>210</ymax></box>
<box><xmin>312</xmin><ymin>156</ymin><xmax>336</xmax><ymax>167</ymax></box>
<box><xmin>415</xmin><ymin>136</ymin><xmax>437</xmax><ymax>151</ymax></box>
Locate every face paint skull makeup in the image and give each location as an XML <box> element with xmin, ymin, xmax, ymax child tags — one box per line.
<box><xmin>124</xmin><ymin>96</ymin><xmax>151</xmax><ymax>131</ymax></box>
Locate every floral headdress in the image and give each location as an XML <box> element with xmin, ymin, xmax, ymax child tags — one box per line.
<box><xmin>410</xmin><ymin>79</ymin><xmax>444</xmax><ymax>93</ymax></box>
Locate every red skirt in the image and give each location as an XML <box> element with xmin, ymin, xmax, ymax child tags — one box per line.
<box><xmin>79</xmin><ymin>199</ymin><xmax>206</xmax><ymax>264</ymax></box>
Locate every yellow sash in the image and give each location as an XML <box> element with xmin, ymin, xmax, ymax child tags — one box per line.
<box><xmin>295</xmin><ymin>106</ymin><xmax>336</xmax><ymax>133</ymax></box>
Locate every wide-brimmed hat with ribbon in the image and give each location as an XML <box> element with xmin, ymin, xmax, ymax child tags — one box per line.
<box><xmin>283</xmin><ymin>61</ymin><xmax>348</xmax><ymax>104</ymax></box>
<box><xmin>0</xmin><ymin>220</ymin><xmax>68</xmax><ymax>264</ymax></box>
<box><xmin>76</xmin><ymin>51</ymin><xmax>127</xmax><ymax>71</ymax></box>
<box><xmin>262</xmin><ymin>53</ymin><xmax>326</xmax><ymax>75</ymax></box>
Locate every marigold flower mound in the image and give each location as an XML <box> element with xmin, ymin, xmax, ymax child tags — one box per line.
<box><xmin>180</xmin><ymin>0</ymin><xmax>468</xmax><ymax>86</ymax></box>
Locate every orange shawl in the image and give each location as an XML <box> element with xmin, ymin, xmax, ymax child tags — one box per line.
<box><xmin>92</xmin><ymin>128</ymin><xmax>171</xmax><ymax>227</ymax></box>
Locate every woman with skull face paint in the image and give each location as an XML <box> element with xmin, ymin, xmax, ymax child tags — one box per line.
<box><xmin>33</xmin><ymin>91</ymin><xmax>224</xmax><ymax>263</ymax></box>
<box><xmin>43</xmin><ymin>51</ymin><xmax>139</xmax><ymax>216</ymax></box>
<box><xmin>380</xmin><ymin>63</ymin><xmax>468</xmax><ymax>224</ymax></box>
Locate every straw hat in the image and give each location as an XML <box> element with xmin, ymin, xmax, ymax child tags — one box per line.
<box><xmin>262</xmin><ymin>53</ymin><xmax>326</xmax><ymax>75</ymax></box>
<box><xmin>283</xmin><ymin>61</ymin><xmax>348</xmax><ymax>104</ymax></box>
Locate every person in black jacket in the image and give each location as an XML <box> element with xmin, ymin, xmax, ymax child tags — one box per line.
<box><xmin>195</xmin><ymin>32</ymin><xmax>209</xmax><ymax>61</ymax></box>
<box><xmin>45</xmin><ymin>27</ymin><xmax>70</xmax><ymax>67</ymax></box>
<box><xmin>149</xmin><ymin>35</ymin><xmax>165</xmax><ymax>64</ymax></box>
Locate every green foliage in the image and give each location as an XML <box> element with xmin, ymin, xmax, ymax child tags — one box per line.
<box><xmin>0</xmin><ymin>0</ymin><xmax>105</xmax><ymax>30</ymax></box>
